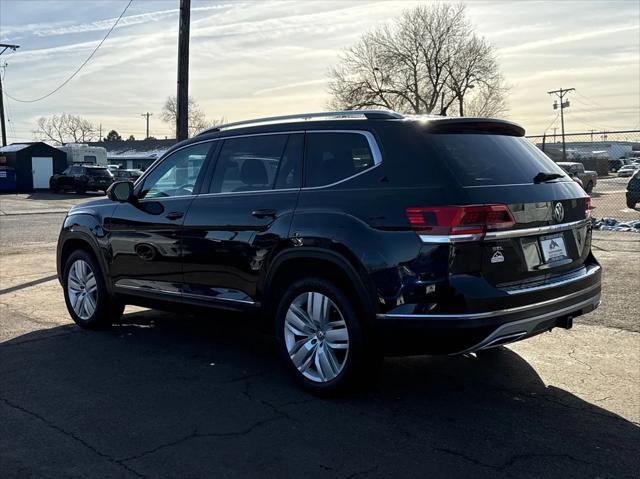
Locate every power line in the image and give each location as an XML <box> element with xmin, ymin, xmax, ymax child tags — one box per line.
<box><xmin>574</xmin><ymin>91</ymin><xmax>608</xmax><ymax>110</ymax></box>
<box><xmin>542</xmin><ymin>113</ymin><xmax>560</xmax><ymax>135</ymax></box>
<box><xmin>4</xmin><ymin>0</ymin><xmax>133</xmax><ymax>103</ymax></box>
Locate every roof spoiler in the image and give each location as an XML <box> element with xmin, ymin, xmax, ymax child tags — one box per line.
<box><xmin>420</xmin><ymin>118</ymin><xmax>526</xmax><ymax>137</ymax></box>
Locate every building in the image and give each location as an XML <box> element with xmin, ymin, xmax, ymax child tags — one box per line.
<box><xmin>0</xmin><ymin>142</ymin><xmax>67</xmax><ymax>191</ymax></box>
<box><xmin>88</xmin><ymin>138</ymin><xmax>177</xmax><ymax>171</ymax></box>
<box><xmin>535</xmin><ymin>140</ymin><xmax>638</xmax><ymax>161</ymax></box>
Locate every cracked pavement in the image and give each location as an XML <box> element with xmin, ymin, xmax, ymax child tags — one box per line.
<box><xmin>1</xmin><ymin>204</ymin><xmax>639</xmax><ymax>478</ymax></box>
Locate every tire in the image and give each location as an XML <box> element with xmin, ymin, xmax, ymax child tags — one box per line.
<box><xmin>62</xmin><ymin>250</ymin><xmax>124</xmax><ymax>329</ymax></box>
<box><xmin>274</xmin><ymin>277</ymin><xmax>379</xmax><ymax>394</ymax></box>
<box><xmin>585</xmin><ymin>181</ymin><xmax>594</xmax><ymax>194</ymax></box>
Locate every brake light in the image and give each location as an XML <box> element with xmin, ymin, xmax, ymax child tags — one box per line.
<box><xmin>584</xmin><ymin>197</ymin><xmax>594</xmax><ymax>219</ymax></box>
<box><xmin>406</xmin><ymin>205</ymin><xmax>515</xmax><ymax>237</ymax></box>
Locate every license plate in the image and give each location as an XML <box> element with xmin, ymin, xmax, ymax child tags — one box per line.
<box><xmin>539</xmin><ymin>234</ymin><xmax>568</xmax><ymax>263</ymax></box>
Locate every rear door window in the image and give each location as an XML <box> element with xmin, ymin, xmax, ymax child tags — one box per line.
<box><xmin>429</xmin><ymin>134</ymin><xmax>568</xmax><ymax>186</ymax></box>
<box><xmin>304</xmin><ymin>132</ymin><xmax>376</xmax><ymax>187</ymax></box>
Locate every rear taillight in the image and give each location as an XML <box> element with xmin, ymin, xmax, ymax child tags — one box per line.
<box><xmin>585</xmin><ymin>197</ymin><xmax>594</xmax><ymax>219</ymax></box>
<box><xmin>406</xmin><ymin>205</ymin><xmax>515</xmax><ymax>237</ymax></box>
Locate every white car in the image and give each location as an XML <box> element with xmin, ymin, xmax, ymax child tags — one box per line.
<box><xmin>618</xmin><ymin>164</ymin><xmax>640</xmax><ymax>177</ymax></box>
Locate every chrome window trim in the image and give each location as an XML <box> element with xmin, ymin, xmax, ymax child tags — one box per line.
<box><xmin>135</xmin><ymin>129</ymin><xmax>384</xmax><ymax>199</ymax></box>
<box><xmin>376</xmin><ymin>281</ymin><xmax>600</xmax><ymax>320</ymax></box>
<box><xmin>301</xmin><ymin>130</ymin><xmax>383</xmax><ymax>190</ymax></box>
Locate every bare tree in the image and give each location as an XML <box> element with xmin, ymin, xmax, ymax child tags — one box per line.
<box><xmin>33</xmin><ymin>114</ymin><xmax>97</xmax><ymax>144</ymax></box>
<box><xmin>464</xmin><ymin>76</ymin><xmax>510</xmax><ymax>118</ymax></box>
<box><xmin>161</xmin><ymin>96</ymin><xmax>224</xmax><ymax>137</ymax></box>
<box><xmin>328</xmin><ymin>3</ymin><xmax>509</xmax><ymax>117</ymax></box>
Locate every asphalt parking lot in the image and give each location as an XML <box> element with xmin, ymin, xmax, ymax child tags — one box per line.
<box><xmin>1</xmin><ymin>193</ymin><xmax>639</xmax><ymax>478</ymax></box>
<box><xmin>591</xmin><ymin>176</ymin><xmax>638</xmax><ymax>221</ymax></box>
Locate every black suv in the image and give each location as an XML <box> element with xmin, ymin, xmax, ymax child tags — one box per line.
<box><xmin>627</xmin><ymin>170</ymin><xmax>640</xmax><ymax>208</ymax></box>
<box><xmin>56</xmin><ymin>111</ymin><xmax>601</xmax><ymax>392</ymax></box>
<box><xmin>50</xmin><ymin>164</ymin><xmax>114</xmax><ymax>194</ymax></box>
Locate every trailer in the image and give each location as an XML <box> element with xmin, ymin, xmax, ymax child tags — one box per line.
<box><xmin>58</xmin><ymin>144</ymin><xmax>108</xmax><ymax>166</ymax></box>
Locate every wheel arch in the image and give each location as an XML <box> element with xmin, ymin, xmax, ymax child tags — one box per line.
<box><xmin>261</xmin><ymin>247</ymin><xmax>377</xmax><ymax>326</ymax></box>
<box><xmin>58</xmin><ymin>216</ymin><xmax>114</xmax><ymax>296</ymax></box>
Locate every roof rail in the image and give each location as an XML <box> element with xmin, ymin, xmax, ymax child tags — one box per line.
<box><xmin>197</xmin><ymin>109</ymin><xmax>404</xmax><ymax>135</ymax></box>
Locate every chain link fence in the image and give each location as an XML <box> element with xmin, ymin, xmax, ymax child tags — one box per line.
<box><xmin>526</xmin><ymin>130</ymin><xmax>640</xmax><ymax>233</ymax></box>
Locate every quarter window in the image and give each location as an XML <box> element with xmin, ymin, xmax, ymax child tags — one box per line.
<box><xmin>138</xmin><ymin>143</ymin><xmax>211</xmax><ymax>199</ymax></box>
<box><xmin>209</xmin><ymin>134</ymin><xmax>293</xmax><ymax>193</ymax></box>
<box><xmin>304</xmin><ymin>133</ymin><xmax>375</xmax><ymax>187</ymax></box>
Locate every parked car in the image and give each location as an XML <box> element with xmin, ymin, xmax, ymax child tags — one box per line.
<box><xmin>609</xmin><ymin>159</ymin><xmax>625</xmax><ymax>172</ymax></box>
<box><xmin>108</xmin><ymin>164</ymin><xmax>120</xmax><ymax>172</ymax></box>
<box><xmin>56</xmin><ymin>111</ymin><xmax>601</xmax><ymax>393</ymax></box>
<box><xmin>112</xmin><ymin>169</ymin><xmax>143</xmax><ymax>182</ymax></box>
<box><xmin>618</xmin><ymin>164</ymin><xmax>640</xmax><ymax>177</ymax></box>
<box><xmin>50</xmin><ymin>165</ymin><xmax>114</xmax><ymax>194</ymax></box>
<box><xmin>626</xmin><ymin>170</ymin><xmax>640</xmax><ymax>208</ymax></box>
<box><xmin>556</xmin><ymin>162</ymin><xmax>597</xmax><ymax>193</ymax></box>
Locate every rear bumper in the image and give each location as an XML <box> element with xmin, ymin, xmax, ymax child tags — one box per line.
<box><xmin>372</xmin><ymin>265</ymin><xmax>601</xmax><ymax>355</ymax></box>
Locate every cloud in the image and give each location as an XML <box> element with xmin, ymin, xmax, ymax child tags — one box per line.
<box><xmin>499</xmin><ymin>24</ymin><xmax>639</xmax><ymax>55</ymax></box>
<box><xmin>253</xmin><ymin>79</ymin><xmax>328</xmax><ymax>96</ymax></box>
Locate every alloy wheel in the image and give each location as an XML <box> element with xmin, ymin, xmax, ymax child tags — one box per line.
<box><xmin>67</xmin><ymin>259</ymin><xmax>98</xmax><ymax>320</ymax></box>
<box><xmin>284</xmin><ymin>292</ymin><xmax>350</xmax><ymax>383</ymax></box>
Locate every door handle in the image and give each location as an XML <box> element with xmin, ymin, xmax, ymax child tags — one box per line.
<box><xmin>165</xmin><ymin>211</ymin><xmax>184</xmax><ymax>220</ymax></box>
<box><xmin>252</xmin><ymin>209</ymin><xmax>277</xmax><ymax>219</ymax></box>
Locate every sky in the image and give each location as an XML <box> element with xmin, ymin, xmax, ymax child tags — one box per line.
<box><xmin>1</xmin><ymin>0</ymin><xmax>639</xmax><ymax>142</ymax></box>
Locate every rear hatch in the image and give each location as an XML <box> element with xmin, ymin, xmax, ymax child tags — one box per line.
<box><xmin>86</xmin><ymin>167</ymin><xmax>113</xmax><ymax>185</ymax></box>
<box><xmin>420</xmin><ymin>122</ymin><xmax>592</xmax><ymax>289</ymax></box>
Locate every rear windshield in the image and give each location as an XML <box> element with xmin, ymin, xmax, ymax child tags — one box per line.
<box><xmin>86</xmin><ymin>168</ymin><xmax>112</xmax><ymax>177</ymax></box>
<box><xmin>429</xmin><ymin>134</ymin><xmax>568</xmax><ymax>186</ymax></box>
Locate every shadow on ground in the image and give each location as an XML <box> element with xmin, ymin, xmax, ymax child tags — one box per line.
<box><xmin>1</xmin><ymin>310</ymin><xmax>638</xmax><ymax>478</ymax></box>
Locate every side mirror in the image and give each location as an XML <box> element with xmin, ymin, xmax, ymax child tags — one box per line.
<box><xmin>107</xmin><ymin>181</ymin><xmax>134</xmax><ymax>202</ymax></box>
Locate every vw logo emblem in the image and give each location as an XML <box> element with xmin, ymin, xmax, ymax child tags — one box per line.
<box><xmin>553</xmin><ymin>202</ymin><xmax>565</xmax><ymax>223</ymax></box>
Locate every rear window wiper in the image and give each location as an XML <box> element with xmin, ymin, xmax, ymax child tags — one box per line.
<box><xmin>533</xmin><ymin>172</ymin><xmax>564</xmax><ymax>183</ymax></box>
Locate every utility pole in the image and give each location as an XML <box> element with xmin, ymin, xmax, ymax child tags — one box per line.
<box><xmin>99</xmin><ymin>124</ymin><xmax>102</xmax><ymax>141</ymax></box>
<box><xmin>548</xmin><ymin>87</ymin><xmax>574</xmax><ymax>161</ymax></box>
<box><xmin>140</xmin><ymin>112</ymin><xmax>152</xmax><ymax>139</ymax></box>
<box><xmin>590</xmin><ymin>129</ymin><xmax>595</xmax><ymax>142</ymax></box>
<box><xmin>176</xmin><ymin>0</ymin><xmax>191</xmax><ymax>141</ymax></box>
<box><xmin>0</xmin><ymin>43</ymin><xmax>20</xmax><ymax>147</ymax></box>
